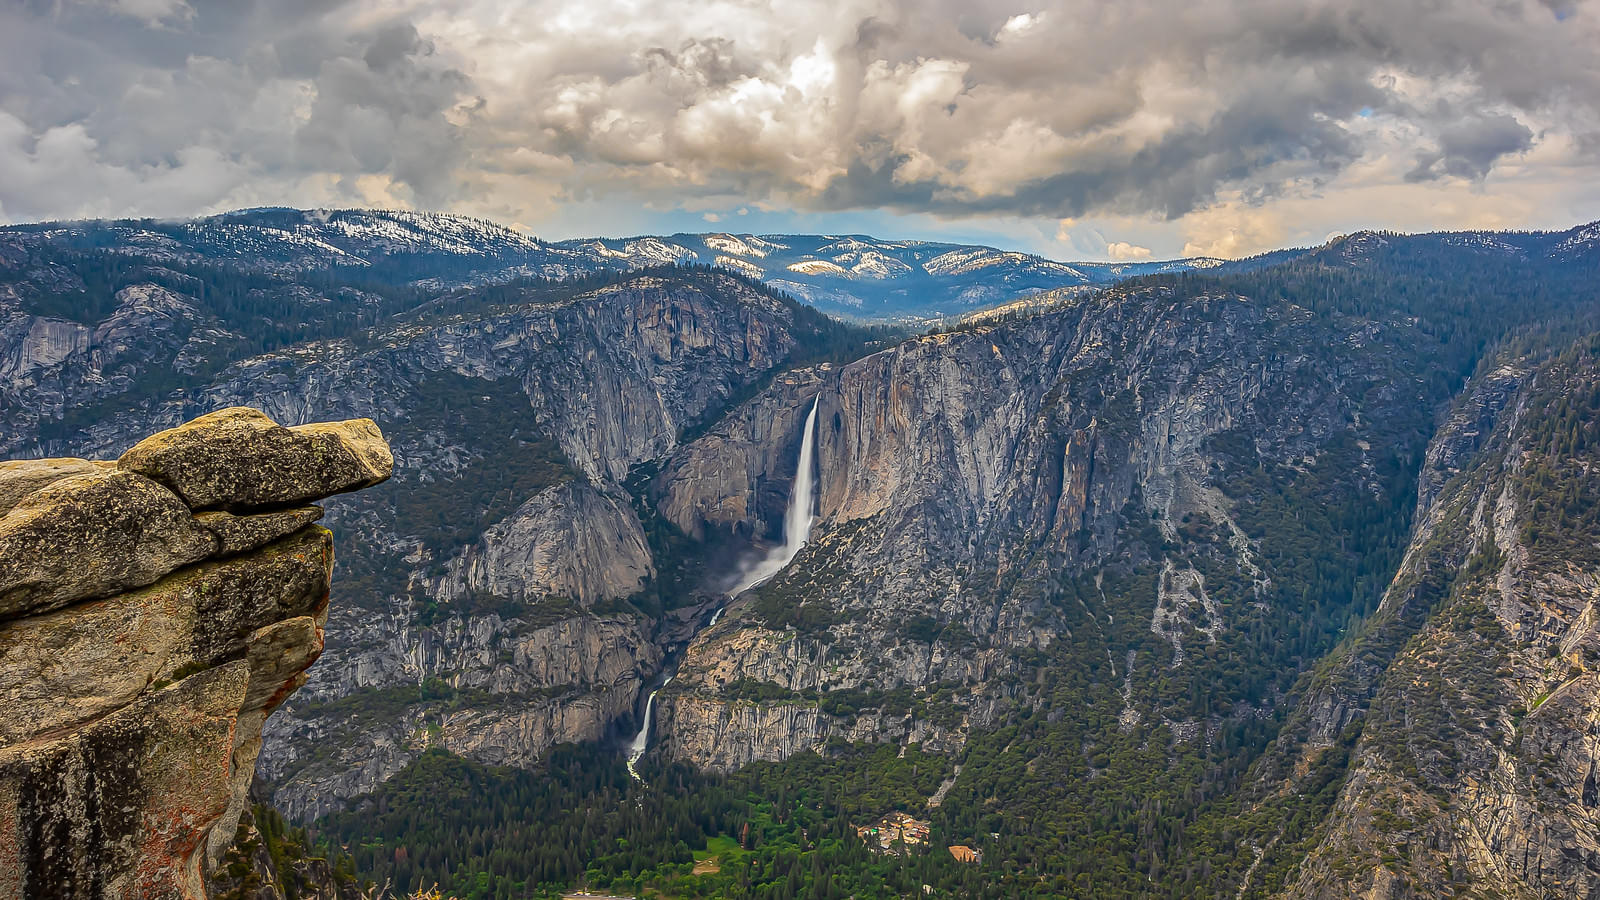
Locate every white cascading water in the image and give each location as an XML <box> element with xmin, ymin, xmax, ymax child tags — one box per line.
<box><xmin>625</xmin><ymin>397</ymin><xmax>823</xmax><ymax>780</ymax></box>
<box><xmin>626</xmin><ymin>675</ymin><xmax>672</xmax><ymax>781</ymax></box>
<box><xmin>727</xmin><ymin>395</ymin><xmax>822</xmax><ymax>597</ymax></box>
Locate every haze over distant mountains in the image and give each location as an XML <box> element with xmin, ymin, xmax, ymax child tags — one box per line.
<box><xmin>7</xmin><ymin>207</ymin><xmax>1229</xmax><ymax>320</ymax></box>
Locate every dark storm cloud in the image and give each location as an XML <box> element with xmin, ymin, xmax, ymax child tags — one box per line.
<box><xmin>0</xmin><ymin>0</ymin><xmax>1596</xmax><ymax>226</ymax></box>
<box><xmin>790</xmin><ymin>0</ymin><xmax>1595</xmax><ymax>217</ymax></box>
<box><xmin>290</xmin><ymin>20</ymin><xmax>472</xmax><ymax>203</ymax></box>
<box><xmin>817</xmin><ymin>59</ymin><xmax>1381</xmax><ymax>220</ymax></box>
<box><xmin>1407</xmin><ymin>111</ymin><xmax>1536</xmax><ymax>181</ymax></box>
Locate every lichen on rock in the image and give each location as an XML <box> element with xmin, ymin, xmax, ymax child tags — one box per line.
<box><xmin>194</xmin><ymin>506</ymin><xmax>324</xmax><ymax>557</ymax></box>
<box><xmin>0</xmin><ymin>469</ymin><xmax>218</xmax><ymax>619</ymax></box>
<box><xmin>0</xmin><ymin>458</ymin><xmax>111</xmax><ymax>517</ymax></box>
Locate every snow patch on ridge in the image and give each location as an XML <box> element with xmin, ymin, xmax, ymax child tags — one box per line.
<box><xmin>786</xmin><ymin>259</ymin><xmax>852</xmax><ymax>277</ymax></box>
<box><xmin>703</xmin><ymin>234</ymin><xmax>788</xmax><ymax>258</ymax></box>
<box><xmin>622</xmin><ymin>238</ymin><xmax>698</xmax><ymax>265</ymax></box>
<box><xmin>714</xmin><ymin>255</ymin><xmax>765</xmax><ymax>278</ymax></box>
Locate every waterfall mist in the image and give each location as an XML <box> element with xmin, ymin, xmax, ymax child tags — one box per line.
<box><xmin>728</xmin><ymin>396</ymin><xmax>822</xmax><ymax>597</ymax></box>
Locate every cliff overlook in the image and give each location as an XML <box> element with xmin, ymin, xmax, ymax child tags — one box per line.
<box><xmin>0</xmin><ymin>408</ymin><xmax>392</xmax><ymax>898</ymax></box>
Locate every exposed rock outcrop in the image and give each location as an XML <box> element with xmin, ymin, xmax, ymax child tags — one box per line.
<box><xmin>660</xmin><ymin>693</ymin><xmax>963</xmax><ymax>771</ymax></box>
<box><xmin>257</xmin><ymin>608</ymin><xmax>661</xmax><ymax>823</ymax></box>
<box><xmin>1280</xmin><ymin>345</ymin><xmax>1600</xmax><ymax>899</ymax></box>
<box><xmin>431</xmin><ymin>481</ymin><xmax>653</xmax><ymax>606</ymax></box>
<box><xmin>118</xmin><ymin>407</ymin><xmax>393</xmax><ymax>511</ymax></box>
<box><xmin>0</xmin><ymin>458</ymin><xmax>109</xmax><ymax>516</ymax></box>
<box><xmin>0</xmin><ymin>469</ymin><xmax>219</xmax><ymax>618</ymax></box>
<box><xmin>0</xmin><ymin>409</ymin><xmax>391</xmax><ymax>898</ymax></box>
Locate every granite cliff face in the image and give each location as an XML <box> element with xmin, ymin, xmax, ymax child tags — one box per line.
<box><xmin>640</xmin><ymin>232</ymin><xmax>1600</xmax><ymax>895</ymax></box>
<box><xmin>431</xmin><ymin>481</ymin><xmax>653</xmax><ymax>606</ymax></box>
<box><xmin>1275</xmin><ymin>343</ymin><xmax>1600</xmax><ymax>898</ymax></box>
<box><xmin>652</xmin><ymin>283</ymin><xmax>1424</xmax><ymax>770</ymax></box>
<box><xmin>7</xmin><ymin>211</ymin><xmax>1600</xmax><ymax>896</ymax></box>
<box><xmin>0</xmin><ymin>408</ymin><xmax>391</xmax><ymax>899</ymax></box>
<box><xmin>227</xmin><ymin>274</ymin><xmax>827</xmax><ymax>817</ymax></box>
<box><xmin>0</xmin><ymin>251</ymin><xmax>860</xmax><ymax>817</ymax></box>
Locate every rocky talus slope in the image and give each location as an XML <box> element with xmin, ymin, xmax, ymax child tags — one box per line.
<box><xmin>0</xmin><ymin>407</ymin><xmax>391</xmax><ymax>899</ymax></box>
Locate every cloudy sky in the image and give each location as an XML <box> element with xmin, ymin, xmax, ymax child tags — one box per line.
<box><xmin>2</xmin><ymin>0</ymin><xmax>1599</xmax><ymax>259</ymax></box>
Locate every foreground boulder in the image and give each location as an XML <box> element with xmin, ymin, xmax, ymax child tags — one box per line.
<box><xmin>118</xmin><ymin>407</ymin><xmax>393</xmax><ymax>511</ymax></box>
<box><xmin>0</xmin><ymin>409</ymin><xmax>390</xmax><ymax>899</ymax></box>
<box><xmin>0</xmin><ymin>527</ymin><xmax>333</xmax><ymax>748</ymax></box>
<box><xmin>0</xmin><ymin>665</ymin><xmax>254</xmax><ymax>899</ymax></box>
<box><xmin>0</xmin><ymin>470</ymin><xmax>218</xmax><ymax>619</ymax></box>
<box><xmin>194</xmin><ymin>506</ymin><xmax>324</xmax><ymax>556</ymax></box>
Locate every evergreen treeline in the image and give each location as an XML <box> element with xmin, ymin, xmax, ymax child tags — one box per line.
<box><xmin>317</xmin><ymin>743</ymin><xmax>996</xmax><ymax>900</ymax></box>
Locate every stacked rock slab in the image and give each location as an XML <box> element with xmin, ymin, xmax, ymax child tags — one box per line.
<box><xmin>0</xmin><ymin>408</ymin><xmax>392</xmax><ymax>900</ymax></box>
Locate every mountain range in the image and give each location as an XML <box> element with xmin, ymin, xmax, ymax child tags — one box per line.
<box><xmin>5</xmin><ymin>207</ymin><xmax>1226</xmax><ymax>320</ymax></box>
<box><xmin>3</xmin><ymin>209</ymin><xmax>1600</xmax><ymax>898</ymax></box>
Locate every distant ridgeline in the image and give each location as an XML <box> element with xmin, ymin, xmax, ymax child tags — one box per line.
<box><xmin>2</xmin><ymin>212</ymin><xmax>1599</xmax><ymax>899</ymax></box>
<box><xmin>1</xmin><ymin>206</ymin><xmax>1225</xmax><ymax>319</ymax></box>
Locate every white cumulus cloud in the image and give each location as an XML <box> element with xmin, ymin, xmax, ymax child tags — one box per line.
<box><xmin>1106</xmin><ymin>241</ymin><xmax>1153</xmax><ymax>260</ymax></box>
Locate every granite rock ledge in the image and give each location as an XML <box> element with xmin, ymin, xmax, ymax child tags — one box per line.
<box><xmin>0</xmin><ymin>408</ymin><xmax>392</xmax><ymax>900</ymax></box>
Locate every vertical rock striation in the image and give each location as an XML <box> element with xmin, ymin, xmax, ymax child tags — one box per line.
<box><xmin>0</xmin><ymin>408</ymin><xmax>391</xmax><ymax>899</ymax></box>
<box><xmin>1279</xmin><ymin>346</ymin><xmax>1600</xmax><ymax>899</ymax></box>
<box><xmin>653</xmin><ymin>287</ymin><xmax>1419</xmax><ymax>770</ymax></box>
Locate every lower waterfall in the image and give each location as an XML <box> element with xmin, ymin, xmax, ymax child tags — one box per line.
<box><xmin>626</xmin><ymin>675</ymin><xmax>672</xmax><ymax>782</ymax></box>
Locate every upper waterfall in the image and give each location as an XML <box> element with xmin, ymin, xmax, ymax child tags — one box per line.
<box><xmin>729</xmin><ymin>396</ymin><xmax>822</xmax><ymax>597</ymax></box>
